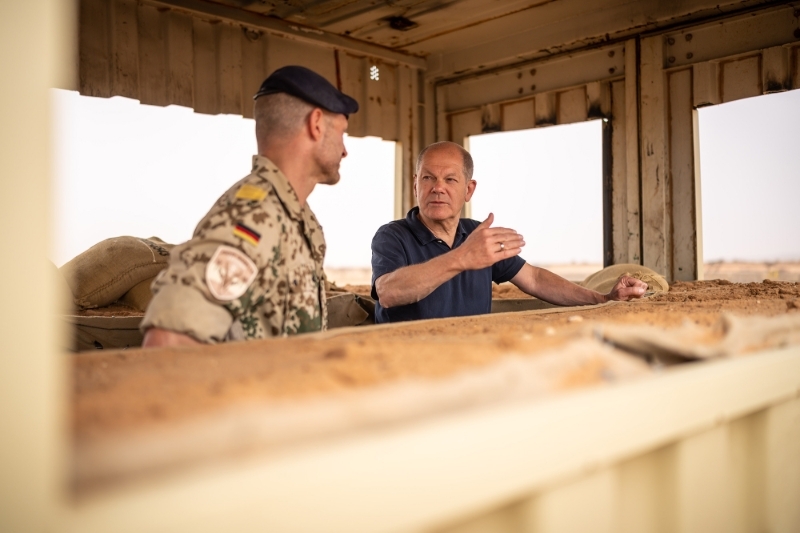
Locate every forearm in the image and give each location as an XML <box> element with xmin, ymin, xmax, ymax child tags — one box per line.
<box><xmin>513</xmin><ymin>265</ymin><xmax>607</xmax><ymax>306</ymax></box>
<box><xmin>375</xmin><ymin>250</ymin><xmax>465</xmax><ymax>308</ymax></box>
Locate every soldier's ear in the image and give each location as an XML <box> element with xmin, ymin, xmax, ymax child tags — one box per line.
<box><xmin>307</xmin><ymin>108</ymin><xmax>325</xmax><ymax>142</ymax></box>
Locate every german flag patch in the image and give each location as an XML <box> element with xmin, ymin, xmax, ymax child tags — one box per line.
<box><xmin>233</xmin><ymin>222</ymin><xmax>261</xmax><ymax>246</ymax></box>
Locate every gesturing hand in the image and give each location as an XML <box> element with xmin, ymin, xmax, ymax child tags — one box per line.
<box><xmin>456</xmin><ymin>213</ymin><xmax>525</xmax><ymax>271</ymax></box>
<box><xmin>606</xmin><ymin>275</ymin><xmax>648</xmax><ymax>301</ymax></box>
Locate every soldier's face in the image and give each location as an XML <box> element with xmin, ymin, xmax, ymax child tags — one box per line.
<box><xmin>318</xmin><ymin>113</ymin><xmax>348</xmax><ymax>185</ymax></box>
<box><xmin>414</xmin><ymin>147</ymin><xmax>475</xmax><ymax>222</ymax></box>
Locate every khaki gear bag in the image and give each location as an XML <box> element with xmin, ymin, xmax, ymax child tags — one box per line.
<box><xmin>61</xmin><ymin>237</ymin><xmax>173</xmax><ymax>309</ymax></box>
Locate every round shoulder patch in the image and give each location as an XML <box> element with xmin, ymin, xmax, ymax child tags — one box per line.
<box><xmin>205</xmin><ymin>245</ymin><xmax>258</xmax><ymax>301</ymax></box>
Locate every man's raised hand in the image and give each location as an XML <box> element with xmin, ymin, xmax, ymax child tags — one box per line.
<box><xmin>455</xmin><ymin>213</ymin><xmax>525</xmax><ymax>271</ymax></box>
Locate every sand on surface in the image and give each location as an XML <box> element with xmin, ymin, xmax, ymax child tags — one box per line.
<box><xmin>73</xmin><ymin>279</ymin><xmax>800</xmax><ymax>442</ymax></box>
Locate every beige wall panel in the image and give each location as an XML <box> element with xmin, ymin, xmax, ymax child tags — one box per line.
<box><xmin>586</xmin><ymin>81</ymin><xmax>611</xmax><ymax>119</ymax></box>
<box><xmin>762</xmin><ymin>45</ymin><xmax>791</xmax><ymax>93</ymax></box>
<box><xmin>662</xmin><ymin>4</ymin><xmax>800</xmax><ymax>70</ymax></box>
<box><xmin>525</xmin><ymin>469</ymin><xmax>619</xmax><ymax>533</ymax></box>
<box><xmin>217</xmin><ymin>23</ymin><xmax>242</xmax><ymax>116</ymax></box>
<box><xmin>137</xmin><ymin>4</ymin><xmax>168</xmax><ymax>107</ymax></box>
<box><xmin>727</xmin><ymin>410</ymin><xmax>767</xmax><ymax>533</ymax></box>
<box><xmin>534</xmin><ymin>92</ymin><xmax>556</xmax><ymax>126</ymax></box>
<box><xmin>639</xmin><ymin>36</ymin><xmax>669</xmax><ymax>277</ymax></box>
<box><xmin>610</xmin><ymin>80</ymin><xmax>629</xmax><ymax>265</ymax></box>
<box><xmin>110</xmin><ymin>0</ymin><xmax>139</xmax><ymax>99</ymax></box>
<box><xmin>617</xmin><ymin>445</ymin><xmax>677</xmax><ymax>533</ymax></box>
<box><xmin>720</xmin><ymin>55</ymin><xmax>762</xmax><ymax>103</ymax></box>
<box><xmin>264</xmin><ymin>35</ymin><xmax>336</xmax><ymax>85</ymax></box>
<box><xmin>79</xmin><ymin>0</ymin><xmax>110</xmax><ymax>97</ymax></box>
<box><xmin>673</xmin><ymin>426</ymin><xmax>734</xmax><ymax>533</ymax></box>
<box><xmin>692</xmin><ymin>61</ymin><xmax>719</xmax><ymax>107</ymax></box>
<box><xmin>623</xmin><ymin>39</ymin><xmax>641</xmax><ymax>265</ymax></box>
<box><xmin>366</xmin><ymin>61</ymin><xmax>398</xmax><ymax>140</ymax></box>
<box><xmin>240</xmin><ymin>31</ymin><xmax>268</xmax><ymax>119</ymax></box>
<box><xmin>192</xmin><ymin>19</ymin><xmax>219</xmax><ymax>115</ymax></box>
<box><xmin>448</xmin><ymin>110</ymin><xmax>482</xmax><ymax>145</ymax></box>
<box><xmin>667</xmin><ymin>68</ymin><xmax>697</xmax><ymax>281</ymax></box>
<box><xmin>501</xmin><ymin>99</ymin><xmax>535</xmax><ymax>132</ymax></box>
<box><xmin>557</xmin><ymin>87</ymin><xmax>588</xmax><ymax>125</ymax></box>
<box><xmin>440</xmin><ymin>44</ymin><xmax>624</xmax><ymax>112</ymax></box>
<box><xmin>764</xmin><ymin>397</ymin><xmax>800</xmax><ymax>533</ymax></box>
<box><xmin>165</xmin><ymin>10</ymin><xmax>194</xmax><ymax>109</ymax></box>
<box><xmin>339</xmin><ymin>53</ymin><xmax>367</xmax><ymax>138</ymax></box>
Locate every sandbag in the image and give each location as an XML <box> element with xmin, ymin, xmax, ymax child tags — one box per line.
<box><xmin>582</xmin><ymin>263</ymin><xmax>669</xmax><ymax>294</ymax></box>
<box><xmin>60</xmin><ymin>237</ymin><xmax>174</xmax><ymax>309</ymax></box>
<box><xmin>119</xmin><ymin>275</ymin><xmax>157</xmax><ymax>312</ymax></box>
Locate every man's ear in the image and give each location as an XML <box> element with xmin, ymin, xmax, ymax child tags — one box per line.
<box><xmin>465</xmin><ymin>179</ymin><xmax>477</xmax><ymax>202</ymax></box>
<box><xmin>412</xmin><ymin>174</ymin><xmax>418</xmax><ymax>197</ymax></box>
<box><xmin>307</xmin><ymin>108</ymin><xmax>325</xmax><ymax>142</ymax></box>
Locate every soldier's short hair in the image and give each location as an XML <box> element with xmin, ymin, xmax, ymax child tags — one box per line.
<box><xmin>254</xmin><ymin>92</ymin><xmax>315</xmax><ymax>143</ymax></box>
<box><xmin>415</xmin><ymin>141</ymin><xmax>474</xmax><ymax>181</ymax></box>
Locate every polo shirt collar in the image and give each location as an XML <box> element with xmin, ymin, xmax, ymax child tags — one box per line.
<box><xmin>406</xmin><ymin>207</ymin><xmax>468</xmax><ymax>246</ymax></box>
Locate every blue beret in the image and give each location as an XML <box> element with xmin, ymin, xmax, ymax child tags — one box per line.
<box><xmin>254</xmin><ymin>65</ymin><xmax>359</xmax><ymax>116</ymax></box>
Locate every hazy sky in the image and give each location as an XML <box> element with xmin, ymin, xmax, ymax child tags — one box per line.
<box><xmin>52</xmin><ymin>88</ymin><xmax>799</xmax><ymax>269</ymax></box>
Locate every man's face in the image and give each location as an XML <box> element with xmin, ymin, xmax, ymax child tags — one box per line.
<box><xmin>414</xmin><ymin>146</ymin><xmax>476</xmax><ymax>222</ymax></box>
<box><xmin>317</xmin><ymin>113</ymin><xmax>349</xmax><ymax>185</ymax></box>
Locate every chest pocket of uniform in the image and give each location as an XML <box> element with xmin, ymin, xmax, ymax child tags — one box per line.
<box><xmin>283</xmin><ymin>264</ymin><xmax>322</xmax><ymax>335</ymax></box>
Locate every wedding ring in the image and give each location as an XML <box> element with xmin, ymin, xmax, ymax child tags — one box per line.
<box><xmin>499</xmin><ymin>242</ymin><xmax>505</xmax><ymax>252</ymax></box>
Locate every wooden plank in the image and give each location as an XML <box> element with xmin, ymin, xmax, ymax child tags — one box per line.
<box><xmin>79</xmin><ymin>0</ymin><xmax>111</xmax><ymax>97</ymax></box>
<box><xmin>240</xmin><ymin>27</ymin><xmax>268</xmax><ymax>119</ymax></box>
<box><xmin>396</xmin><ymin>65</ymin><xmax>413</xmax><ymax>220</ymax></box>
<box><xmin>165</xmin><ymin>10</ymin><xmax>194</xmax><ymax>109</ymax></box>
<box><xmin>720</xmin><ymin>55</ymin><xmax>762</xmax><ymax>104</ymax></box>
<box><xmin>692</xmin><ymin>110</ymin><xmax>704</xmax><ymax>281</ymax></box>
<box><xmin>365</xmin><ymin>60</ymin><xmax>397</xmax><ymax>140</ymax></box>
<box><xmin>264</xmin><ymin>34</ymin><xmax>336</xmax><ymax>84</ymax></box>
<box><xmin>501</xmin><ymin>99</ymin><xmax>534</xmax><ymax>132</ymax></box>
<box><xmin>610</xmin><ymin>80</ymin><xmax>628</xmax><ymax>265</ymax></box>
<box><xmin>764</xmin><ymin>397</ymin><xmax>800</xmax><ymax>533</ymax></box>
<box><xmin>623</xmin><ymin>38</ymin><xmax>641</xmax><ymax>265</ymax></box>
<box><xmin>448</xmin><ymin>109</ymin><xmax>482</xmax><ymax>146</ymax></box>
<box><xmin>556</xmin><ymin>87</ymin><xmax>588</xmax><ymax>125</ymax></box>
<box><xmin>192</xmin><ymin>18</ymin><xmax>219</xmax><ymax>115</ymax></box>
<box><xmin>762</xmin><ymin>46</ymin><xmax>790</xmax><ymax>93</ymax></box>
<box><xmin>137</xmin><ymin>4</ymin><xmax>168</xmax><ymax>107</ymax></box>
<box><xmin>436</xmin><ymin>85</ymin><xmax>448</xmax><ymax>142</ymax></box>
<box><xmin>216</xmin><ymin>22</ymin><xmax>242</xmax><ymax>115</ymax></box>
<box><xmin>793</xmin><ymin>45</ymin><xmax>800</xmax><ymax>91</ymax></box>
<box><xmin>692</xmin><ymin>61</ymin><xmax>719</xmax><ymax>107</ymax></box>
<box><xmin>639</xmin><ymin>36</ymin><xmax>669</xmax><ymax>277</ymax></box>
<box><xmin>534</xmin><ymin>91</ymin><xmax>556</xmax><ymax>126</ymax></box>
<box><xmin>109</xmin><ymin>0</ymin><xmax>139</xmax><ymax>100</ymax></box>
<box><xmin>587</xmin><ymin>81</ymin><xmax>611</xmax><ymax>119</ymax></box>
<box><xmin>339</xmin><ymin>53</ymin><xmax>366</xmax><ymax>138</ymax></box>
<box><xmin>667</xmin><ymin>68</ymin><xmax>697</xmax><ymax>282</ymax></box>
<box><xmin>480</xmin><ymin>103</ymin><xmax>501</xmax><ymax>133</ymax></box>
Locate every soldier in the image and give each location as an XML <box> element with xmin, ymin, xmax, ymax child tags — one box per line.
<box><xmin>141</xmin><ymin>66</ymin><xmax>358</xmax><ymax>347</ymax></box>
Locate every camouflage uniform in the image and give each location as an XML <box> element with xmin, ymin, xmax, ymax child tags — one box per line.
<box><xmin>141</xmin><ymin>155</ymin><xmax>327</xmax><ymax>343</ymax></box>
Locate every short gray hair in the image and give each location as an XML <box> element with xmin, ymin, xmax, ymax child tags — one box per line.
<box><xmin>415</xmin><ymin>141</ymin><xmax>474</xmax><ymax>181</ymax></box>
<box><xmin>254</xmin><ymin>92</ymin><xmax>315</xmax><ymax>144</ymax></box>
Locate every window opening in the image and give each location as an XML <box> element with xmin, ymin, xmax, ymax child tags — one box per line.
<box><xmin>467</xmin><ymin>121</ymin><xmax>603</xmax><ymax>281</ymax></box>
<box><xmin>52</xmin><ymin>90</ymin><xmax>395</xmax><ymax>287</ymax></box>
<box><xmin>697</xmin><ymin>89</ymin><xmax>800</xmax><ymax>282</ymax></box>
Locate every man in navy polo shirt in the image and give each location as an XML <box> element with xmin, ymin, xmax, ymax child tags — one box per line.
<box><xmin>370</xmin><ymin>141</ymin><xmax>647</xmax><ymax>323</ymax></box>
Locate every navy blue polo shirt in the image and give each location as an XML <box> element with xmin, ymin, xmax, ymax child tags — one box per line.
<box><xmin>371</xmin><ymin>207</ymin><xmax>526</xmax><ymax>323</ymax></box>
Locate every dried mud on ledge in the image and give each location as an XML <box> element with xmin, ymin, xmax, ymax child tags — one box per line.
<box><xmin>73</xmin><ymin>280</ymin><xmax>800</xmax><ymax>441</ymax></box>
